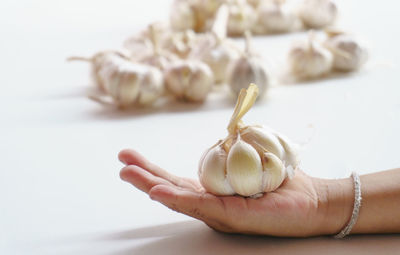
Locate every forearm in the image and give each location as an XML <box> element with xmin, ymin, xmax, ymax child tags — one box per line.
<box><xmin>314</xmin><ymin>168</ymin><xmax>400</xmax><ymax>235</ymax></box>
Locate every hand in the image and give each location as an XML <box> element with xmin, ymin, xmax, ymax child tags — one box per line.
<box><xmin>118</xmin><ymin>149</ymin><xmax>349</xmax><ymax>237</ymax></box>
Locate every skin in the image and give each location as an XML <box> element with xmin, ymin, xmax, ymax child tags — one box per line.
<box><xmin>119</xmin><ymin>149</ymin><xmax>400</xmax><ymax>237</ymax></box>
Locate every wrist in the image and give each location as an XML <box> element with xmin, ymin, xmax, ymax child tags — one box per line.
<box><xmin>312</xmin><ymin>177</ymin><xmax>354</xmax><ymax>235</ymax></box>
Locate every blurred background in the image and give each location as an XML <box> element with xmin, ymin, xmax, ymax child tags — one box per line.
<box><xmin>1</xmin><ymin>0</ymin><xmax>400</xmax><ymax>254</ymax></box>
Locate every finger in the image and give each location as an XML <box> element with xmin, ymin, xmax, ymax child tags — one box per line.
<box><xmin>118</xmin><ymin>149</ymin><xmax>202</xmax><ymax>191</ymax></box>
<box><xmin>119</xmin><ymin>149</ymin><xmax>147</xmax><ymax>166</ymax></box>
<box><xmin>120</xmin><ymin>165</ymin><xmax>172</xmax><ymax>194</ymax></box>
<box><xmin>149</xmin><ymin>184</ymin><xmax>228</xmax><ymax>225</ymax></box>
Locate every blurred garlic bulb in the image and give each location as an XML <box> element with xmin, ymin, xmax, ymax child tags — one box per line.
<box><xmin>68</xmin><ymin>51</ymin><xmax>163</xmax><ymax>108</ymax></box>
<box><xmin>297</xmin><ymin>0</ymin><xmax>337</xmax><ymax>28</ymax></box>
<box><xmin>170</xmin><ymin>0</ymin><xmax>225</xmax><ymax>33</ymax></box>
<box><xmin>68</xmin><ymin>51</ymin><xmax>123</xmax><ymax>93</ymax></box>
<box><xmin>256</xmin><ymin>0</ymin><xmax>298</xmax><ymax>33</ymax></box>
<box><xmin>124</xmin><ymin>22</ymin><xmax>170</xmax><ymax>62</ymax></box>
<box><xmin>164</xmin><ymin>60</ymin><xmax>214</xmax><ymax>102</ymax></box>
<box><xmin>287</xmin><ymin>32</ymin><xmax>333</xmax><ymax>79</ymax></box>
<box><xmin>138</xmin><ymin>24</ymin><xmax>178</xmax><ymax>71</ymax></box>
<box><xmin>192</xmin><ymin>5</ymin><xmax>241</xmax><ymax>84</ymax></box>
<box><xmin>198</xmin><ymin>84</ymin><xmax>299</xmax><ymax>197</ymax></box>
<box><xmin>226</xmin><ymin>0</ymin><xmax>256</xmax><ymax>36</ymax></box>
<box><xmin>166</xmin><ymin>30</ymin><xmax>198</xmax><ymax>59</ymax></box>
<box><xmin>324</xmin><ymin>30</ymin><xmax>368</xmax><ymax>72</ymax></box>
<box><xmin>228</xmin><ymin>31</ymin><xmax>270</xmax><ymax>97</ymax></box>
<box><xmin>170</xmin><ymin>0</ymin><xmax>196</xmax><ymax>31</ymax></box>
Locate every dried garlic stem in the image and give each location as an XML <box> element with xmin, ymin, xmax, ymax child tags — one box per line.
<box><xmin>227</xmin><ymin>83</ymin><xmax>259</xmax><ymax>134</ymax></box>
<box><xmin>244</xmin><ymin>30</ymin><xmax>253</xmax><ymax>56</ymax></box>
<box><xmin>149</xmin><ymin>24</ymin><xmax>161</xmax><ymax>56</ymax></box>
<box><xmin>211</xmin><ymin>4</ymin><xmax>229</xmax><ymax>42</ymax></box>
<box><xmin>66</xmin><ymin>56</ymin><xmax>92</xmax><ymax>62</ymax></box>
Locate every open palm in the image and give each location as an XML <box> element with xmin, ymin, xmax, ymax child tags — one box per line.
<box><xmin>119</xmin><ymin>149</ymin><xmax>328</xmax><ymax>237</ymax></box>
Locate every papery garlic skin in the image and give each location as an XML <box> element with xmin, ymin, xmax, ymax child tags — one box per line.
<box><xmin>164</xmin><ymin>60</ymin><xmax>214</xmax><ymax>102</ymax></box>
<box><xmin>100</xmin><ymin>54</ymin><xmax>163</xmax><ymax>107</ymax></box>
<box><xmin>257</xmin><ymin>2</ymin><xmax>297</xmax><ymax>33</ymax></box>
<box><xmin>227</xmin><ymin>137</ymin><xmax>263</xmax><ymax>196</ymax></box>
<box><xmin>199</xmin><ymin>143</ymin><xmax>235</xmax><ymax>195</ymax></box>
<box><xmin>325</xmin><ymin>35</ymin><xmax>368</xmax><ymax>72</ymax></box>
<box><xmin>298</xmin><ymin>0</ymin><xmax>337</xmax><ymax>28</ymax></box>
<box><xmin>288</xmin><ymin>39</ymin><xmax>333</xmax><ymax>79</ymax></box>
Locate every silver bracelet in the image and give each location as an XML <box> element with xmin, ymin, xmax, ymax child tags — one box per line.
<box><xmin>334</xmin><ymin>171</ymin><xmax>362</xmax><ymax>239</ymax></box>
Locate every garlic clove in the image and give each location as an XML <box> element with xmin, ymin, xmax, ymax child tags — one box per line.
<box><xmin>164</xmin><ymin>60</ymin><xmax>214</xmax><ymax>102</ymax></box>
<box><xmin>325</xmin><ymin>34</ymin><xmax>368</xmax><ymax>72</ymax></box>
<box><xmin>136</xmin><ymin>67</ymin><xmax>164</xmax><ymax>105</ymax></box>
<box><xmin>116</xmin><ymin>71</ymin><xmax>140</xmax><ymax>108</ymax></box>
<box><xmin>240</xmin><ymin>125</ymin><xmax>284</xmax><ymax>158</ymax></box>
<box><xmin>199</xmin><ymin>142</ymin><xmax>235</xmax><ymax>196</ymax></box>
<box><xmin>227</xmin><ymin>137</ymin><xmax>263</xmax><ymax>196</ymax></box>
<box><xmin>262</xmin><ymin>152</ymin><xmax>286</xmax><ymax>192</ymax></box>
<box><xmin>275</xmin><ymin>133</ymin><xmax>299</xmax><ymax>172</ymax></box>
<box><xmin>297</xmin><ymin>0</ymin><xmax>337</xmax><ymax>29</ymax></box>
<box><xmin>99</xmin><ymin>55</ymin><xmax>163</xmax><ymax>108</ymax></box>
<box><xmin>288</xmin><ymin>34</ymin><xmax>333</xmax><ymax>79</ymax></box>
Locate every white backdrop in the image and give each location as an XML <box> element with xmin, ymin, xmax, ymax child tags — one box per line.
<box><xmin>1</xmin><ymin>0</ymin><xmax>400</xmax><ymax>254</ymax></box>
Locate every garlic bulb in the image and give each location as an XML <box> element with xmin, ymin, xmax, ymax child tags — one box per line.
<box><xmin>287</xmin><ymin>32</ymin><xmax>333</xmax><ymax>79</ymax></box>
<box><xmin>198</xmin><ymin>84</ymin><xmax>299</xmax><ymax>197</ymax></box>
<box><xmin>138</xmin><ymin>24</ymin><xmax>178</xmax><ymax>71</ymax></box>
<box><xmin>68</xmin><ymin>51</ymin><xmax>126</xmax><ymax>93</ymax></box>
<box><xmin>324</xmin><ymin>31</ymin><xmax>368</xmax><ymax>72</ymax></box>
<box><xmin>192</xmin><ymin>5</ymin><xmax>241</xmax><ymax>84</ymax></box>
<box><xmin>297</xmin><ymin>0</ymin><xmax>337</xmax><ymax>29</ymax></box>
<box><xmin>226</xmin><ymin>0</ymin><xmax>256</xmax><ymax>37</ymax></box>
<box><xmin>124</xmin><ymin>22</ymin><xmax>169</xmax><ymax>62</ymax></box>
<box><xmin>170</xmin><ymin>0</ymin><xmax>224</xmax><ymax>33</ymax></box>
<box><xmin>165</xmin><ymin>30</ymin><xmax>198</xmax><ymax>59</ymax></box>
<box><xmin>256</xmin><ymin>0</ymin><xmax>298</xmax><ymax>33</ymax></box>
<box><xmin>228</xmin><ymin>31</ymin><xmax>269</xmax><ymax>97</ymax></box>
<box><xmin>164</xmin><ymin>60</ymin><xmax>214</xmax><ymax>102</ymax></box>
<box><xmin>69</xmin><ymin>51</ymin><xmax>163</xmax><ymax>108</ymax></box>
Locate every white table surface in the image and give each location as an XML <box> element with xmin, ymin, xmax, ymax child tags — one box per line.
<box><xmin>1</xmin><ymin>0</ymin><xmax>400</xmax><ymax>254</ymax></box>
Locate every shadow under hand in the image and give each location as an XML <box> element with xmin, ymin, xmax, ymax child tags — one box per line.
<box><xmin>105</xmin><ymin>221</ymin><xmax>400</xmax><ymax>255</ymax></box>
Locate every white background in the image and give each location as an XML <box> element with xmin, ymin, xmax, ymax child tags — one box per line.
<box><xmin>1</xmin><ymin>0</ymin><xmax>400</xmax><ymax>254</ymax></box>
